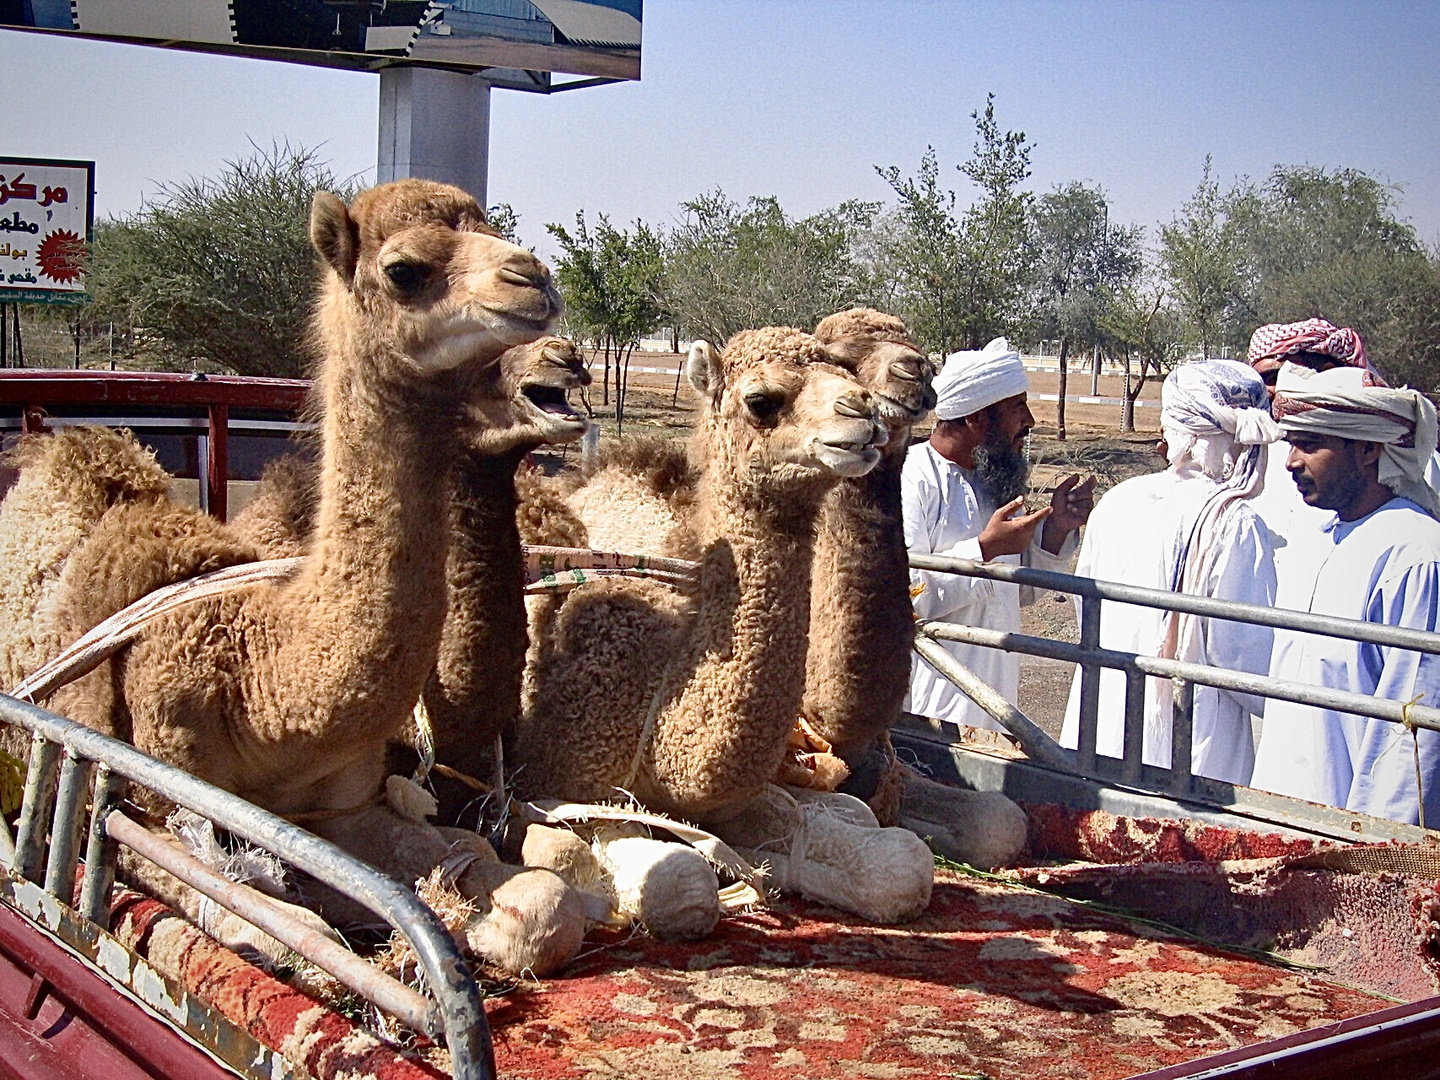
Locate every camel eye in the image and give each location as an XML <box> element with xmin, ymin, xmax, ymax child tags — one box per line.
<box><xmin>744</xmin><ymin>391</ymin><xmax>785</xmax><ymax>424</ymax></box>
<box><xmin>384</xmin><ymin>261</ymin><xmax>427</xmax><ymax>295</ymax></box>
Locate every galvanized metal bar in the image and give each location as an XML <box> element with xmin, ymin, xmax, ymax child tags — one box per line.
<box><xmin>0</xmin><ymin>810</ymin><xmax>14</xmax><ymax>869</ymax></box>
<box><xmin>1076</xmin><ymin>597</ymin><xmax>1101</xmax><ymax>774</ymax></box>
<box><xmin>1171</xmin><ymin>680</ymin><xmax>1195</xmax><ymax>798</ymax></box>
<box><xmin>79</xmin><ymin>763</ymin><xmax>124</xmax><ymax>926</ymax></box>
<box><xmin>104</xmin><ymin>810</ymin><xmax>442</xmax><ymax>1040</ymax></box>
<box><xmin>909</xmin><ymin>552</ymin><xmax>1440</xmax><ymax>656</ymax></box>
<box><xmin>921</xmin><ymin>621</ymin><xmax>1440</xmax><ymax>733</ymax></box>
<box><xmin>0</xmin><ymin>693</ymin><xmax>493</xmax><ymax>1080</ymax></box>
<box><xmin>912</xmin><ymin>634</ymin><xmax>1071</xmax><ymax>771</ymax></box>
<box><xmin>44</xmin><ymin>749</ymin><xmax>92</xmax><ymax>903</ymax></box>
<box><xmin>13</xmin><ymin>731</ymin><xmax>60</xmax><ymax>882</ymax></box>
<box><xmin>1121</xmin><ymin>670</ymin><xmax>1145</xmax><ymax>784</ymax></box>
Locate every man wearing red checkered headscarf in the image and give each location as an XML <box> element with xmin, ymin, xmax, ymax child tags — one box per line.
<box><xmin>1246</xmin><ymin>318</ymin><xmax>1382</xmax><ymax>389</ymax></box>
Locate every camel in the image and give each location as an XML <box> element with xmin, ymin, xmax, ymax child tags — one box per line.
<box><xmin>515</xmin><ymin>326</ymin><xmax>887</xmax><ymax>812</ymax></box>
<box><xmin>561</xmin><ymin>311</ymin><xmax>1027</xmax><ymax>870</ymax></box>
<box><xmin>513</xmin><ymin>328</ymin><xmax>934</xmax><ymax>923</ymax></box>
<box><xmin>0</xmin><ymin>179</ymin><xmax>588</xmax><ymax>976</ymax></box>
<box><xmin>802</xmin><ymin>308</ymin><xmax>936</xmax><ymax>763</ymax></box>
<box><xmin>406</xmin><ymin>336</ymin><xmax>592</xmax><ymax>825</ymax></box>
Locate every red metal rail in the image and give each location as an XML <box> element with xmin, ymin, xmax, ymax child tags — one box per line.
<box><xmin>0</xmin><ymin>370</ymin><xmax>310</xmax><ymax>522</ymax></box>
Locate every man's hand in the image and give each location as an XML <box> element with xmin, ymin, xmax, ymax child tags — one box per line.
<box><xmin>978</xmin><ymin>497</ymin><xmax>1052</xmax><ymax>560</ymax></box>
<box><xmin>1041</xmin><ymin>473</ymin><xmax>1096</xmax><ymax>553</ymax></box>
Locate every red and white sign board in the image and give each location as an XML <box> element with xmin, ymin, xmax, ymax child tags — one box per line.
<box><xmin>0</xmin><ymin>157</ymin><xmax>95</xmax><ymax>306</ymax></box>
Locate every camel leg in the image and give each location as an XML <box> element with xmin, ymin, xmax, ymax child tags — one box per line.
<box><xmin>314</xmin><ymin>806</ymin><xmax>586</xmax><ymax>976</ymax></box>
<box><xmin>709</xmin><ymin>784</ymin><xmax>934</xmax><ymax>924</ymax></box>
<box><xmin>116</xmin><ymin>836</ymin><xmax>343</xmax><ymax>984</ymax></box>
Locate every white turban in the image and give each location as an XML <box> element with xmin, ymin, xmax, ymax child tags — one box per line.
<box><xmin>933</xmin><ymin>337</ymin><xmax>1029</xmax><ymax>421</ymax></box>
<box><xmin>1162</xmin><ymin>359</ymin><xmax>1281</xmax><ymax>482</ymax></box>
<box><xmin>1159</xmin><ymin>360</ymin><xmax>1281</xmax><ymax>611</ymax></box>
<box><xmin>1273</xmin><ymin>362</ymin><xmax>1440</xmax><ymax>519</ymax></box>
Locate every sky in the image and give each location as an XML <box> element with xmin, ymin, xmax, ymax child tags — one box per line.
<box><xmin>3</xmin><ymin>0</ymin><xmax>1437</xmax><ymax>264</ymax></box>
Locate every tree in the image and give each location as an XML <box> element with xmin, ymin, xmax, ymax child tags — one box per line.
<box><xmin>1028</xmin><ymin>182</ymin><xmax>1143</xmax><ymax>438</ymax></box>
<box><xmin>1159</xmin><ymin>156</ymin><xmax>1247</xmax><ymax>361</ymax></box>
<box><xmin>1101</xmin><ymin>282</ymin><xmax>1185</xmax><ymax>432</ymax></box>
<box><xmin>1229</xmin><ymin>166</ymin><xmax>1440</xmax><ymax>391</ymax></box>
<box><xmin>661</xmin><ymin>191</ymin><xmax>879</xmax><ymax>344</ymax></box>
<box><xmin>875</xmin><ymin>95</ymin><xmax>1036</xmax><ymax>354</ymax></box>
<box><xmin>546</xmin><ymin>212</ymin><xmax>666</xmax><ymax>429</ymax></box>
<box><xmin>954</xmin><ymin>94</ymin><xmax>1037</xmax><ymax>349</ymax></box>
<box><xmin>86</xmin><ymin>144</ymin><xmax>351</xmax><ymax>378</ymax></box>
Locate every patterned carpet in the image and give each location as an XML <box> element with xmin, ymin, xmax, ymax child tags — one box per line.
<box><xmin>484</xmin><ymin>867</ymin><xmax>1390</xmax><ymax>1080</ymax></box>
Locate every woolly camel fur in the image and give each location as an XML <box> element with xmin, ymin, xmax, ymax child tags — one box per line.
<box><xmin>411</xmin><ymin>336</ymin><xmax>592</xmax><ymax>824</ymax></box>
<box><xmin>0</xmin><ymin>180</ymin><xmax>586</xmax><ymax>975</ymax></box>
<box><xmin>516</xmin><ymin>327</ymin><xmax>887</xmax><ymax>817</ymax></box>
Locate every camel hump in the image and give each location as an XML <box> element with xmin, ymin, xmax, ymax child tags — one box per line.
<box><xmin>5</xmin><ymin>426</ymin><xmax>171</xmax><ymax>512</ymax></box>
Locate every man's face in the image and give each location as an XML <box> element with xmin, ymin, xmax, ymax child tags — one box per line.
<box><xmin>982</xmin><ymin>393</ymin><xmax>1035</xmax><ymax>452</ymax></box>
<box><xmin>1284</xmin><ymin>432</ymin><xmax>1375</xmax><ymax>512</ymax></box>
<box><xmin>970</xmin><ymin>394</ymin><xmax>1035</xmax><ymax>505</ymax></box>
<box><xmin>1252</xmin><ymin>352</ymin><xmax>1340</xmax><ymax>396</ymax></box>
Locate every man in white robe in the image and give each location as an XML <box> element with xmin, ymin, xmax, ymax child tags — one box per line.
<box><xmin>1244</xmin><ymin>319</ymin><xmax>1380</xmax><ymax>581</ymax></box>
<box><xmin>1250</xmin><ymin>362</ymin><xmax>1440</xmax><ymax>826</ymax></box>
<box><xmin>1059</xmin><ymin>360</ymin><xmax>1280</xmax><ymax>784</ymax></box>
<box><xmin>903</xmin><ymin>337</ymin><xmax>1094</xmax><ymax>732</ymax></box>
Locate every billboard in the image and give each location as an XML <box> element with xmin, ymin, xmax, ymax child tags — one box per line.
<box><xmin>0</xmin><ymin>158</ymin><xmax>94</xmax><ymax>307</ymax></box>
<box><xmin>1</xmin><ymin>1</ymin><xmax>642</xmax><ymax>91</ymax></box>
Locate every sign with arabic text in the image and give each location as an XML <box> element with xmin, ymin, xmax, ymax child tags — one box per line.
<box><xmin>0</xmin><ymin>158</ymin><xmax>94</xmax><ymax>306</ymax></box>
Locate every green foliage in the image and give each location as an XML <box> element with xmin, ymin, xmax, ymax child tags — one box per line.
<box><xmin>1100</xmin><ymin>282</ymin><xmax>1186</xmax><ymax>431</ymax></box>
<box><xmin>87</xmin><ymin>144</ymin><xmax>351</xmax><ymax>378</ymax></box>
<box><xmin>876</xmin><ymin>95</ymin><xmax>1036</xmax><ymax>354</ymax></box>
<box><xmin>546</xmin><ymin>211</ymin><xmax>666</xmax><ymax>424</ymax></box>
<box><xmin>661</xmin><ymin>191</ymin><xmax>880</xmax><ymax>343</ymax></box>
<box><xmin>1029</xmin><ymin>183</ymin><xmax>1143</xmax><ymax>351</ymax></box>
<box><xmin>1158</xmin><ymin>155</ymin><xmax>1247</xmax><ymax>359</ymax></box>
<box><xmin>1227</xmin><ymin>166</ymin><xmax>1440</xmax><ymax>391</ymax></box>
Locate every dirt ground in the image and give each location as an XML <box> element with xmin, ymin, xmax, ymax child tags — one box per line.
<box><xmin>555</xmin><ymin>351</ymin><xmax>1168</xmax><ymax>738</ymax></box>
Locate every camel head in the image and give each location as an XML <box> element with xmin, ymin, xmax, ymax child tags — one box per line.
<box><xmin>309</xmin><ymin>179</ymin><xmax>562</xmax><ymax>376</ymax></box>
<box><xmin>464</xmin><ymin>335</ymin><xmax>592</xmax><ymax>455</ymax></box>
<box><xmin>814</xmin><ymin>307</ymin><xmax>937</xmax><ymax>428</ymax></box>
<box><xmin>687</xmin><ymin>327</ymin><xmax>886</xmax><ymax>489</ymax></box>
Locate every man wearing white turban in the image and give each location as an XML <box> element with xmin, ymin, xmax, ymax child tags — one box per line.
<box><xmin>1250</xmin><ymin>362</ymin><xmax>1440</xmax><ymax>826</ymax></box>
<box><xmin>903</xmin><ymin>337</ymin><xmax>1094</xmax><ymax>733</ymax></box>
<box><xmin>1058</xmin><ymin>359</ymin><xmax>1281</xmax><ymax>784</ymax></box>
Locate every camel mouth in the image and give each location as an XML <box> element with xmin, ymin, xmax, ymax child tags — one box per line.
<box><xmin>811</xmin><ymin>430</ymin><xmax>885</xmax><ymax>477</ymax></box>
<box><xmin>522</xmin><ymin>383</ymin><xmax>582</xmax><ymax>417</ymax></box>
<box><xmin>518</xmin><ymin>381</ymin><xmax>590</xmax><ymax>442</ymax></box>
<box><xmin>874</xmin><ymin>390</ymin><xmax>932</xmax><ymax>425</ymax></box>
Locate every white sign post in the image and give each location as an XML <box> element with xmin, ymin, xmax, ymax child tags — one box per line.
<box><xmin>0</xmin><ymin>157</ymin><xmax>94</xmax><ymax>306</ymax></box>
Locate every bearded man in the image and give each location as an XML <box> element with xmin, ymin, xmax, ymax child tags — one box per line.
<box><xmin>1058</xmin><ymin>360</ymin><xmax>1280</xmax><ymax>784</ymax></box>
<box><xmin>1250</xmin><ymin>361</ymin><xmax>1440</xmax><ymax>825</ymax></box>
<box><xmin>902</xmin><ymin>337</ymin><xmax>1094</xmax><ymax>733</ymax></box>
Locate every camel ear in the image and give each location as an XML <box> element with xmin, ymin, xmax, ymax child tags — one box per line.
<box><xmin>310</xmin><ymin>191</ymin><xmax>360</xmax><ymax>285</ymax></box>
<box><xmin>686</xmin><ymin>340</ymin><xmax>723</xmax><ymax>401</ymax></box>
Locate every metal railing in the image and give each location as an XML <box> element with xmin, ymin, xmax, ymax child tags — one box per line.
<box><xmin>908</xmin><ymin>553</ymin><xmax>1440</xmax><ymax>811</ymax></box>
<box><xmin>0</xmin><ymin>693</ymin><xmax>495</xmax><ymax>1080</ymax></box>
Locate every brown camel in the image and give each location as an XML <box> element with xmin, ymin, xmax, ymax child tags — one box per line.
<box><xmin>0</xmin><ymin>180</ymin><xmax>587</xmax><ymax>975</ymax></box>
<box><xmin>408</xmin><ymin>336</ymin><xmax>592</xmax><ymax>825</ymax></box>
<box><xmin>514</xmin><ymin>326</ymin><xmax>888</xmax><ymax>820</ymax></box>
<box><xmin>802</xmin><ymin>307</ymin><xmax>935</xmax><ymax>762</ymax></box>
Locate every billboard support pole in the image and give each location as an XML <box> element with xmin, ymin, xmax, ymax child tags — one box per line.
<box><xmin>378</xmin><ymin>68</ymin><xmax>492</xmax><ymax>207</ymax></box>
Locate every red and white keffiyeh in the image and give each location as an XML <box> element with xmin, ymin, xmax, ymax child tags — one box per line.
<box><xmin>1246</xmin><ymin>318</ymin><xmax>1380</xmax><ymax>382</ymax></box>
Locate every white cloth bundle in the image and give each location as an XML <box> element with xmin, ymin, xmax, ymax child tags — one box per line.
<box><xmin>1272</xmin><ymin>362</ymin><xmax>1440</xmax><ymax>519</ymax></box>
<box><xmin>932</xmin><ymin>337</ymin><xmax>1028</xmax><ymax>420</ymax></box>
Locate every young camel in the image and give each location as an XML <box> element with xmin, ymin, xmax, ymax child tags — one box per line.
<box><xmin>563</xmin><ymin>311</ymin><xmax>1027</xmax><ymax>869</ymax></box>
<box><xmin>0</xmin><ymin>180</ymin><xmax>587</xmax><ymax>976</ymax></box>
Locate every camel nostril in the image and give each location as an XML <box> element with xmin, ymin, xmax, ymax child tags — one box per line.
<box><xmin>833</xmin><ymin>394</ymin><xmax>872</xmax><ymax>420</ymax></box>
<box><xmin>498</xmin><ymin>267</ymin><xmax>544</xmax><ymax>289</ymax></box>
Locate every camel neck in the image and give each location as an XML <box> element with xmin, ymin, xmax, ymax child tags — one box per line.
<box><xmin>285</xmin><ymin>340</ymin><xmax>463</xmax><ymax>742</ymax></box>
<box><xmin>647</xmin><ymin>468</ymin><xmax>828</xmax><ymax>816</ymax></box>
